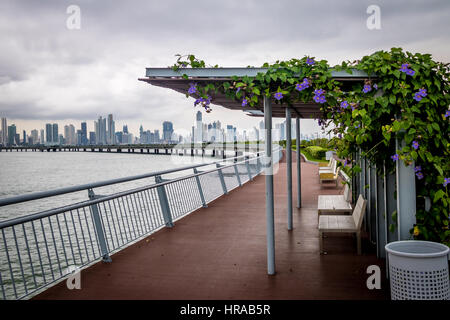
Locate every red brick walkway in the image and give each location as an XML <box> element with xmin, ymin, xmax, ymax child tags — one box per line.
<box><xmin>35</xmin><ymin>152</ymin><xmax>389</xmax><ymax>299</ymax></box>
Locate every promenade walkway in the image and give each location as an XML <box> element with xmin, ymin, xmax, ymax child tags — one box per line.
<box><xmin>35</xmin><ymin>152</ymin><xmax>389</xmax><ymax>299</ymax></box>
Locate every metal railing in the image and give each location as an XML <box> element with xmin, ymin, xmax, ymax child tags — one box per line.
<box><xmin>0</xmin><ymin>147</ymin><xmax>282</xmax><ymax>300</ymax></box>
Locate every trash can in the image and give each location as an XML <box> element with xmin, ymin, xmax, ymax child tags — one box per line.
<box><xmin>385</xmin><ymin>240</ymin><xmax>449</xmax><ymax>300</ymax></box>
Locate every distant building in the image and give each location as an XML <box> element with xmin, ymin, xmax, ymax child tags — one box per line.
<box><xmin>1</xmin><ymin>118</ymin><xmax>7</xmax><ymax>145</ymax></box>
<box><xmin>7</xmin><ymin>124</ymin><xmax>16</xmax><ymax>146</ymax></box>
<box><xmin>40</xmin><ymin>129</ymin><xmax>44</xmax><ymax>144</ymax></box>
<box><xmin>89</xmin><ymin>131</ymin><xmax>96</xmax><ymax>145</ymax></box>
<box><xmin>52</xmin><ymin>123</ymin><xmax>59</xmax><ymax>144</ymax></box>
<box><xmin>81</xmin><ymin>122</ymin><xmax>88</xmax><ymax>145</ymax></box>
<box><xmin>45</xmin><ymin>123</ymin><xmax>52</xmax><ymax>144</ymax></box>
<box><xmin>162</xmin><ymin>121</ymin><xmax>173</xmax><ymax>142</ymax></box>
<box><xmin>107</xmin><ymin>114</ymin><xmax>115</xmax><ymax>144</ymax></box>
<box><xmin>22</xmin><ymin>130</ymin><xmax>27</xmax><ymax>144</ymax></box>
<box><xmin>31</xmin><ymin>129</ymin><xmax>39</xmax><ymax>145</ymax></box>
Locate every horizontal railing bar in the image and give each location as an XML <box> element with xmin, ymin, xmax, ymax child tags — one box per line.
<box><xmin>0</xmin><ymin>152</ymin><xmax>258</xmax><ymax>207</ymax></box>
<box><xmin>0</xmin><ymin>154</ymin><xmax>269</xmax><ymax>229</ymax></box>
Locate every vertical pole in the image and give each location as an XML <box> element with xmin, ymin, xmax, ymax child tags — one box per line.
<box><xmin>234</xmin><ymin>163</ymin><xmax>242</xmax><ymax>187</ymax></box>
<box><xmin>264</xmin><ymin>96</ymin><xmax>275</xmax><ymax>275</ymax></box>
<box><xmin>286</xmin><ymin>107</ymin><xmax>293</xmax><ymax>230</ymax></box>
<box><xmin>216</xmin><ymin>163</ymin><xmax>228</xmax><ymax>194</ymax></box>
<box><xmin>155</xmin><ymin>176</ymin><xmax>174</xmax><ymax>227</ymax></box>
<box><xmin>395</xmin><ymin>138</ymin><xmax>416</xmax><ymax>240</ymax></box>
<box><xmin>296</xmin><ymin>116</ymin><xmax>301</xmax><ymax>208</ymax></box>
<box><xmin>245</xmin><ymin>156</ymin><xmax>252</xmax><ymax>181</ymax></box>
<box><xmin>193</xmin><ymin>168</ymin><xmax>207</xmax><ymax>208</ymax></box>
<box><xmin>88</xmin><ymin>189</ymin><xmax>111</xmax><ymax>263</ymax></box>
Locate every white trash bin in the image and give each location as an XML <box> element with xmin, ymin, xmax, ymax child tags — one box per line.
<box><xmin>385</xmin><ymin>240</ymin><xmax>449</xmax><ymax>300</ymax></box>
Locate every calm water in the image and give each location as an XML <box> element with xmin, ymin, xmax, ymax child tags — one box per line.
<box><xmin>0</xmin><ymin>151</ymin><xmax>216</xmax><ymax>221</ymax></box>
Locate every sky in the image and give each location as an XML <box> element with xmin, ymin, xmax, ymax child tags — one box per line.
<box><xmin>0</xmin><ymin>0</ymin><xmax>449</xmax><ymax>137</ymax></box>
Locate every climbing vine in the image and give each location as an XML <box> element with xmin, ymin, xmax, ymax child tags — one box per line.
<box><xmin>171</xmin><ymin>49</ymin><xmax>450</xmax><ymax>245</ymax></box>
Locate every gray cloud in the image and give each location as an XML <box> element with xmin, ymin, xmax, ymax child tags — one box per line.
<box><xmin>0</xmin><ymin>0</ymin><xmax>449</xmax><ymax>135</ymax></box>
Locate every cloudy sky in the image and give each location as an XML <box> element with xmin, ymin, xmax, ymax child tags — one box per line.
<box><xmin>0</xmin><ymin>0</ymin><xmax>449</xmax><ymax>137</ymax></box>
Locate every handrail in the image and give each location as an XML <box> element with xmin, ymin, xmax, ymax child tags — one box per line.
<box><xmin>0</xmin><ymin>152</ymin><xmax>255</xmax><ymax>207</ymax></box>
<box><xmin>0</xmin><ymin>155</ymin><xmax>264</xmax><ymax>229</ymax></box>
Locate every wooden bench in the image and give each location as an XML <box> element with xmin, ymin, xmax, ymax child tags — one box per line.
<box><xmin>319</xmin><ymin>167</ymin><xmax>340</xmax><ymax>187</ymax></box>
<box><xmin>318</xmin><ymin>194</ymin><xmax>367</xmax><ymax>255</ymax></box>
<box><xmin>319</xmin><ymin>158</ymin><xmax>336</xmax><ymax>174</ymax></box>
<box><xmin>318</xmin><ymin>157</ymin><xmax>333</xmax><ymax>168</ymax></box>
<box><xmin>317</xmin><ymin>183</ymin><xmax>352</xmax><ymax>221</ymax></box>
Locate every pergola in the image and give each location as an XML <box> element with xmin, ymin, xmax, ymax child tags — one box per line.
<box><xmin>139</xmin><ymin>67</ymin><xmax>416</xmax><ymax>275</ymax></box>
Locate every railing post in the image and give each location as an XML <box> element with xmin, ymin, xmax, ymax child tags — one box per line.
<box><xmin>87</xmin><ymin>189</ymin><xmax>111</xmax><ymax>263</ymax></box>
<box><xmin>193</xmin><ymin>168</ymin><xmax>207</xmax><ymax>208</ymax></box>
<box><xmin>233</xmin><ymin>163</ymin><xmax>242</xmax><ymax>187</ymax></box>
<box><xmin>245</xmin><ymin>156</ymin><xmax>252</xmax><ymax>181</ymax></box>
<box><xmin>155</xmin><ymin>175</ymin><xmax>174</xmax><ymax>227</ymax></box>
<box><xmin>216</xmin><ymin>163</ymin><xmax>228</xmax><ymax>194</ymax></box>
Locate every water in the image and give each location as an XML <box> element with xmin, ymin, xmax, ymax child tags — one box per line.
<box><xmin>0</xmin><ymin>151</ymin><xmax>216</xmax><ymax>221</ymax></box>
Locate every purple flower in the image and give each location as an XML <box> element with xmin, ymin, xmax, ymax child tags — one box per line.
<box><xmin>444</xmin><ymin>178</ymin><xmax>450</xmax><ymax>187</ymax></box>
<box><xmin>418</xmin><ymin>88</ymin><xmax>427</xmax><ymax>97</ymax></box>
<box><xmin>354</xmin><ymin>124</ymin><xmax>360</xmax><ymax>129</ymax></box>
<box><xmin>391</xmin><ymin>154</ymin><xmax>399</xmax><ymax>161</ymax></box>
<box><xmin>414</xmin><ymin>166</ymin><xmax>422</xmax><ymax>173</ymax></box>
<box><xmin>445</xmin><ymin>110</ymin><xmax>450</xmax><ymax>118</ymax></box>
<box><xmin>314</xmin><ymin>89</ymin><xmax>325</xmax><ymax>96</ymax></box>
<box><xmin>306</xmin><ymin>58</ymin><xmax>315</xmax><ymax>65</ymax></box>
<box><xmin>313</xmin><ymin>88</ymin><xmax>326</xmax><ymax>104</ymax></box>
<box><xmin>406</xmin><ymin>69</ymin><xmax>415</xmax><ymax>76</ymax></box>
<box><xmin>340</xmin><ymin>101</ymin><xmax>349</xmax><ymax>109</ymax></box>
<box><xmin>363</xmin><ymin>84</ymin><xmax>372</xmax><ymax>93</ymax></box>
<box><xmin>338</xmin><ymin>133</ymin><xmax>342</xmax><ymax>139</ymax></box>
<box><xmin>188</xmin><ymin>83</ymin><xmax>197</xmax><ymax>95</ymax></box>
<box><xmin>236</xmin><ymin>87</ymin><xmax>241</xmax><ymax>94</ymax></box>
<box><xmin>181</xmin><ymin>63</ymin><xmax>187</xmax><ymax>68</ymax></box>
<box><xmin>416</xmin><ymin>172</ymin><xmax>424</xmax><ymax>180</ymax></box>
<box><xmin>373</xmin><ymin>83</ymin><xmax>378</xmax><ymax>90</ymax></box>
<box><xmin>344</xmin><ymin>159</ymin><xmax>347</xmax><ymax>167</ymax></box>
<box><xmin>412</xmin><ymin>140</ymin><xmax>419</xmax><ymax>150</ymax></box>
<box><xmin>399</xmin><ymin>64</ymin><xmax>409</xmax><ymax>72</ymax></box>
<box><xmin>413</xmin><ymin>93</ymin><xmax>423</xmax><ymax>102</ymax></box>
<box><xmin>295</xmin><ymin>78</ymin><xmax>310</xmax><ymax>92</ymax></box>
<box><xmin>351</xmin><ymin>104</ymin><xmax>357</xmax><ymax>111</ymax></box>
<box><xmin>242</xmin><ymin>98</ymin><xmax>248</xmax><ymax>107</ymax></box>
<box><xmin>274</xmin><ymin>92</ymin><xmax>283</xmax><ymax>100</ymax></box>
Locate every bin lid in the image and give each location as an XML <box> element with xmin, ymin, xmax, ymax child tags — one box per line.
<box><xmin>385</xmin><ymin>240</ymin><xmax>449</xmax><ymax>258</ymax></box>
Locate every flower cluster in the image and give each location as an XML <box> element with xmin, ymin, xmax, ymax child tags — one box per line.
<box><xmin>399</xmin><ymin>63</ymin><xmax>415</xmax><ymax>76</ymax></box>
<box><xmin>415</xmin><ymin>166</ymin><xmax>424</xmax><ymax>180</ymax></box>
<box><xmin>413</xmin><ymin>88</ymin><xmax>427</xmax><ymax>102</ymax></box>
<box><xmin>340</xmin><ymin>100</ymin><xmax>349</xmax><ymax>109</ymax></box>
<box><xmin>391</xmin><ymin>154</ymin><xmax>399</xmax><ymax>161</ymax></box>
<box><xmin>444</xmin><ymin>178</ymin><xmax>450</xmax><ymax>187</ymax></box>
<box><xmin>194</xmin><ymin>95</ymin><xmax>212</xmax><ymax>111</ymax></box>
<box><xmin>295</xmin><ymin>78</ymin><xmax>311</xmax><ymax>92</ymax></box>
<box><xmin>412</xmin><ymin>140</ymin><xmax>419</xmax><ymax>150</ymax></box>
<box><xmin>306</xmin><ymin>58</ymin><xmax>315</xmax><ymax>66</ymax></box>
<box><xmin>188</xmin><ymin>83</ymin><xmax>197</xmax><ymax>95</ymax></box>
<box><xmin>313</xmin><ymin>89</ymin><xmax>326</xmax><ymax>104</ymax></box>
<box><xmin>362</xmin><ymin>84</ymin><xmax>372</xmax><ymax>93</ymax></box>
<box><xmin>274</xmin><ymin>92</ymin><xmax>283</xmax><ymax>101</ymax></box>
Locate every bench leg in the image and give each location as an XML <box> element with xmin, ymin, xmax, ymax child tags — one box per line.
<box><xmin>356</xmin><ymin>231</ymin><xmax>361</xmax><ymax>255</ymax></box>
<box><xmin>319</xmin><ymin>231</ymin><xmax>324</xmax><ymax>254</ymax></box>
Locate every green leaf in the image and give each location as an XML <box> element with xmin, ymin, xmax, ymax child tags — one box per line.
<box><xmin>433</xmin><ymin>190</ymin><xmax>444</xmax><ymax>203</ymax></box>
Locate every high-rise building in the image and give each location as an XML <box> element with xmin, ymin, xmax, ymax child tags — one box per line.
<box><xmin>52</xmin><ymin>123</ymin><xmax>59</xmax><ymax>144</ymax></box>
<box><xmin>7</xmin><ymin>125</ymin><xmax>16</xmax><ymax>146</ymax></box>
<box><xmin>107</xmin><ymin>114</ymin><xmax>115</xmax><ymax>145</ymax></box>
<box><xmin>45</xmin><ymin>123</ymin><xmax>52</xmax><ymax>144</ymax></box>
<box><xmin>81</xmin><ymin>122</ymin><xmax>87</xmax><ymax>145</ymax></box>
<box><xmin>22</xmin><ymin>130</ymin><xmax>27</xmax><ymax>144</ymax></box>
<box><xmin>196</xmin><ymin>111</ymin><xmax>203</xmax><ymax>142</ymax></box>
<box><xmin>31</xmin><ymin>129</ymin><xmax>39</xmax><ymax>145</ymax></box>
<box><xmin>162</xmin><ymin>121</ymin><xmax>173</xmax><ymax>142</ymax></box>
<box><xmin>40</xmin><ymin>129</ymin><xmax>44</xmax><ymax>144</ymax></box>
<box><xmin>89</xmin><ymin>132</ymin><xmax>96</xmax><ymax>145</ymax></box>
<box><xmin>95</xmin><ymin>116</ymin><xmax>107</xmax><ymax>144</ymax></box>
<box><xmin>1</xmin><ymin>118</ymin><xmax>7</xmax><ymax>145</ymax></box>
<box><xmin>123</xmin><ymin>125</ymin><xmax>128</xmax><ymax>134</ymax></box>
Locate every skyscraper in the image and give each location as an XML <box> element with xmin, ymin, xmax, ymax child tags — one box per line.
<box><xmin>95</xmin><ymin>116</ymin><xmax>107</xmax><ymax>144</ymax></box>
<box><xmin>31</xmin><ymin>129</ymin><xmax>38</xmax><ymax>145</ymax></box>
<box><xmin>22</xmin><ymin>130</ymin><xmax>27</xmax><ymax>144</ymax></box>
<box><xmin>52</xmin><ymin>123</ymin><xmax>59</xmax><ymax>144</ymax></box>
<box><xmin>40</xmin><ymin>129</ymin><xmax>44</xmax><ymax>144</ymax></box>
<box><xmin>81</xmin><ymin>122</ymin><xmax>87</xmax><ymax>145</ymax></box>
<box><xmin>107</xmin><ymin>114</ymin><xmax>115</xmax><ymax>145</ymax></box>
<box><xmin>162</xmin><ymin>121</ymin><xmax>173</xmax><ymax>142</ymax></box>
<box><xmin>1</xmin><ymin>118</ymin><xmax>7</xmax><ymax>145</ymax></box>
<box><xmin>7</xmin><ymin>125</ymin><xmax>16</xmax><ymax>146</ymax></box>
<box><xmin>45</xmin><ymin>123</ymin><xmax>52</xmax><ymax>144</ymax></box>
<box><xmin>196</xmin><ymin>111</ymin><xmax>202</xmax><ymax>142</ymax></box>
